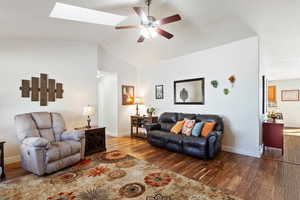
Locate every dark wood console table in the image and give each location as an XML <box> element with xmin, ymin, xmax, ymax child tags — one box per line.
<box><xmin>75</xmin><ymin>127</ymin><xmax>106</xmax><ymax>156</ymax></box>
<box><xmin>0</xmin><ymin>141</ymin><xmax>5</xmax><ymax>181</ymax></box>
<box><xmin>263</xmin><ymin>121</ymin><xmax>284</xmax><ymax>154</ymax></box>
<box><xmin>131</xmin><ymin>115</ymin><xmax>158</xmax><ymax>138</ymax></box>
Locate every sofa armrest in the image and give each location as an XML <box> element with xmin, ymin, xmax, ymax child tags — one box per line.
<box><xmin>61</xmin><ymin>130</ymin><xmax>85</xmax><ymax>141</ymax></box>
<box><xmin>207</xmin><ymin>131</ymin><xmax>223</xmax><ymax>159</ymax></box>
<box><xmin>145</xmin><ymin>123</ymin><xmax>161</xmax><ymax>132</ymax></box>
<box><xmin>22</xmin><ymin>137</ymin><xmax>50</xmax><ymax>148</ymax></box>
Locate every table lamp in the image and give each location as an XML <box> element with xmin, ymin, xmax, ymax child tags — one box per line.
<box><xmin>135</xmin><ymin>97</ymin><xmax>143</xmax><ymax>116</ymax></box>
<box><xmin>83</xmin><ymin>105</ymin><xmax>96</xmax><ymax>128</ymax></box>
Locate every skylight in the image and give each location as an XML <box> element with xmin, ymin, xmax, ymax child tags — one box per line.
<box><xmin>49</xmin><ymin>3</ymin><xmax>127</xmax><ymax>26</ymax></box>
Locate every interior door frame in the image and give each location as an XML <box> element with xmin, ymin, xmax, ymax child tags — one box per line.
<box><xmin>262</xmin><ymin>75</ymin><xmax>267</xmax><ymax>114</ymax></box>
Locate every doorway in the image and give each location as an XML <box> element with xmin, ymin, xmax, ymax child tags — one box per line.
<box><xmin>98</xmin><ymin>71</ymin><xmax>118</xmax><ymax>137</ymax></box>
<box><xmin>264</xmin><ymin>78</ymin><xmax>300</xmax><ymax>164</ymax></box>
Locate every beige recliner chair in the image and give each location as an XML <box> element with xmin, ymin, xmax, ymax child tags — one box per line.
<box><xmin>15</xmin><ymin>112</ymin><xmax>85</xmax><ymax>175</ymax></box>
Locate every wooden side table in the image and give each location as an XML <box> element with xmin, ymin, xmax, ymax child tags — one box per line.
<box><xmin>263</xmin><ymin>121</ymin><xmax>284</xmax><ymax>154</ymax></box>
<box><xmin>130</xmin><ymin>115</ymin><xmax>158</xmax><ymax>138</ymax></box>
<box><xmin>75</xmin><ymin>127</ymin><xmax>106</xmax><ymax>156</ymax></box>
<box><xmin>0</xmin><ymin>141</ymin><xmax>5</xmax><ymax>181</ymax></box>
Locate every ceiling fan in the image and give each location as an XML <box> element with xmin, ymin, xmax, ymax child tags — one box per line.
<box><xmin>115</xmin><ymin>0</ymin><xmax>182</xmax><ymax>43</ymax></box>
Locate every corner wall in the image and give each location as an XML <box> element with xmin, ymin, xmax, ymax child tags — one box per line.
<box><xmin>0</xmin><ymin>39</ymin><xmax>99</xmax><ymax>163</ymax></box>
<box><xmin>137</xmin><ymin>37</ymin><xmax>261</xmax><ymax>157</ymax></box>
<box><xmin>98</xmin><ymin>47</ymin><xmax>138</xmax><ymax>136</ymax></box>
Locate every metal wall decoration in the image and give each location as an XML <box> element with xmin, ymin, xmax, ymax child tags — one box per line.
<box><xmin>19</xmin><ymin>73</ymin><xmax>64</xmax><ymax>106</ymax></box>
<box><xmin>223</xmin><ymin>88</ymin><xmax>230</xmax><ymax>95</ymax></box>
<box><xmin>228</xmin><ymin>75</ymin><xmax>236</xmax><ymax>87</ymax></box>
<box><xmin>211</xmin><ymin>80</ymin><xmax>218</xmax><ymax>88</ymax></box>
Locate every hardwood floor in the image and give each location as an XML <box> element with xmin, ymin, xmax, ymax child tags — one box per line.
<box><xmin>5</xmin><ymin>136</ymin><xmax>300</xmax><ymax>200</ymax></box>
<box><xmin>262</xmin><ymin>129</ymin><xmax>300</xmax><ymax>165</ymax></box>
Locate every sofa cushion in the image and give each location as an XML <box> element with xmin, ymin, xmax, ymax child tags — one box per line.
<box><xmin>148</xmin><ymin>130</ymin><xmax>169</xmax><ymax>141</ymax></box>
<box><xmin>164</xmin><ymin>133</ymin><xmax>184</xmax><ymax>145</ymax></box>
<box><xmin>45</xmin><ymin>141</ymin><xmax>81</xmax><ymax>163</ymax></box>
<box><xmin>39</xmin><ymin>129</ymin><xmax>55</xmax><ymax>142</ymax></box>
<box><xmin>159</xmin><ymin>112</ymin><xmax>178</xmax><ymax>123</ymax></box>
<box><xmin>147</xmin><ymin>130</ymin><xmax>169</xmax><ymax>148</ymax></box>
<box><xmin>15</xmin><ymin>113</ymin><xmax>40</xmax><ymax>141</ymax></box>
<box><xmin>160</xmin><ymin>122</ymin><xmax>175</xmax><ymax>132</ymax></box>
<box><xmin>181</xmin><ymin>135</ymin><xmax>207</xmax><ymax>147</ymax></box>
<box><xmin>32</xmin><ymin>112</ymin><xmax>52</xmax><ymax>129</ymax></box>
<box><xmin>51</xmin><ymin>113</ymin><xmax>66</xmax><ymax>141</ymax></box>
<box><xmin>195</xmin><ymin>114</ymin><xmax>223</xmax><ymax>132</ymax></box>
<box><xmin>178</xmin><ymin>113</ymin><xmax>196</xmax><ymax>121</ymax></box>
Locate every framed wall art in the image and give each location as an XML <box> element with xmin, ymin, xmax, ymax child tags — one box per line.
<box><xmin>155</xmin><ymin>85</ymin><xmax>164</xmax><ymax>99</ymax></box>
<box><xmin>122</xmin><ymin>85</ymin><xmax>135</xmax><ymax>105</ymax></box>
<box><xmin>174</xmin><ymin>78</ymin><xmax>205</xmax><ymax>105</ymax></box>
<box><xmin>281</xmin><ymin>90</ymin><xmax>299</xmax><ymax>101</ymax></box>
<box><xmin>19</xmin><ymin>73</ymin><xmax>64</xmax><ymax>106</ymax></box>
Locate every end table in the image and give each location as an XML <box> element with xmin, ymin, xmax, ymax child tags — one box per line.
<box><xmin>130</xmin><ymin>115</ymin><xmax>158</xmax><ymax>138</ymax></box>
<box><xmin>75</xmin><ymin>127</ymin><xmax>106</xmax><ymax>156</ymax></box>
<box><xmin>0</xmin><ymin>141</ymin><xmax>5</xmax><ymax>181</ymax></box>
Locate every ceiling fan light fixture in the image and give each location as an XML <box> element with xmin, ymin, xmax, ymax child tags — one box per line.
<box><xmin>115</xmin><ymin>0</ymin><xmax>181</xmax><ymax>42</ymax></box>
<box><xmin>140</xmin><ymin>27</ymin><xmax>157</xmax><ymax>39</ymax></box>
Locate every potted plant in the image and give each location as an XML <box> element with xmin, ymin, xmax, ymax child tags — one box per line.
<box><xmin>267</xmin><ymin>112</ymin><xmax>277</xmax><ymax>123</ymax></box>
<box><xmin>146</xmin><ymin>107</ymin><xmax>156</xmax><ymax>117</ymax></box>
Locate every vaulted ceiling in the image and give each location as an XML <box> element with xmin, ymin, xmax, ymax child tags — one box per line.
<box><xmin>1</xmin><ymin>0</ymin><xmax>300</xmax><ymax>79</ymax></box>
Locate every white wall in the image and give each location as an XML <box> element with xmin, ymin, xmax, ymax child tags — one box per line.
<box><xmin>98</xmin><ymin>47</ymin><xmax>138</xmax><ymax>136</ymax></box>
<box><xmin>268</xmin><ymin>79</ymin><xmax>300</xmax><ymax>127</ymax></box>
<box><xmin>0</xmin><ymin>39</ymin><xmax>98</xmax><ymax>163</ymax></box>
<box><xmin>98</xmin><ymin>72</ymin><xmax>118</xmax><ymax>136</ymax></box>
<box><xmin>138</xmin><ymin>37</ymin><xmax>261</xmax><ymax>157</ymax></box>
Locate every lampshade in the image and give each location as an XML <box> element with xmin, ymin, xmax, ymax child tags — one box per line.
<box><xmin>83</xmin><ymin>105</ymin><xmax>96</xmax><ymax>116</ymax></box>
<box><xmin>134</xmin><ymin>97</ymin><xmax>143</xmax><ymax>105</ymax></box>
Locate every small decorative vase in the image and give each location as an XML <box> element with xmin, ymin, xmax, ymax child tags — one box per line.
<box><xmin>272</xmin><ymin>116</ymin><xmax>277</xmax><ymax>123</ymax></box>
<box><xmin>148</xmin><ymin>113</ymin><xmax>153</xmax><ymax>117</ymax></box>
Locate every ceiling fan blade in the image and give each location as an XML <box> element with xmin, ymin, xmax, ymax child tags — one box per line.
<box><xmin>133</xmin><ymin>7</ymin><xmax>148</xmax><ymax>23</ymax></box>
<box><xmin>115</xmin><ymin>25</ymin><xmax>141</xmax><ymax>30</ymax></box>
<box><xmin>156</xmin><ymin>28</ymin><xmax>174</xmax><ymax>39</ymax></box>
<box><xmin>137</xmin><ymin>36</ymin><xmax>145</xmax><ymax>43</ymax></box>
<box><xmin>157</xmin><ymin>14</ymin><xmax>181</xmax><ymax>25</ymax></box>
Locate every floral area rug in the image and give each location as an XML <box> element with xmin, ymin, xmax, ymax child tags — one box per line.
<box><xmin>0</xmin><ymin>151</ymin><xmax>240</xmax><ymax>200</ymax></box>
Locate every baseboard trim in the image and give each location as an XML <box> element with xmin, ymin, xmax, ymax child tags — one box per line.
<box><xmin>106</xmin><ymin>131</ymin><xmax>118</xmax><ymax>137</ymax></box>
<box><xmin>222</xmin><ymin>145</ymin><xmax>261</xmax><ymax>158</ymax></box>
<box><xmin>118</xmin><ymin>132</ymin><xmax>130</xmax><ymax>137</ymax></box>
<box><xmin>5</xmin><ymin>155</ymin><xmax>21</xmax><ymax>164</ymax></box>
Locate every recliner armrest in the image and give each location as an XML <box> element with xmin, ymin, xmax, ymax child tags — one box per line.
<box><xmin>207</xmin><ymin>131</ymin><xmax>221</xmax><ymax>140</ymax></box>
<box><xmin>145</xmin><ymin>123</ymin><xmax>161</xmax><ymax>132</ymax></box>
<box><xmin>61</xmin><ymin>130</ymin><xmax>85</xmax><ymax>141</ymax></box>
<box><xmin>207</xmin><ymin>131</ymin><xmax>223</xmax><ymax>159</ymax></box>
<box><xmin>22</xmin><ymin>137</ymin><xmax>50</xmax><ymax>148</ymax></box>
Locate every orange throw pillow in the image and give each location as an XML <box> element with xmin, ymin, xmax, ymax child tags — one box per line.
<box><xmin>201</xmin><ymin>122</ymin><xmax>216</xmax><ymax>137</ymax></box>
<box><xmin>170</xmin><ymin>120</ymin><xmax>185</xmax><ymax>134</ymax></box>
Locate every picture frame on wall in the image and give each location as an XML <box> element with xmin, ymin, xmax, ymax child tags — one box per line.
<box><xmin>155</xmin><ymin>85</ymin><xmax>164</xmax><ymax>99</ymax></box>
<box><xmin>122</xmin><ymin>85</ymin><xmax>135</xmax><ymax>105</ymax></box>
<box><xmin>174</xmin><ymin>78</ymin><xmax>205</xmax><ymax>105</ymax></box>
<box><xmin>281</xmin><ymin>90</ymin><xmax>299</xmax><ymax>101</ymax></box>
